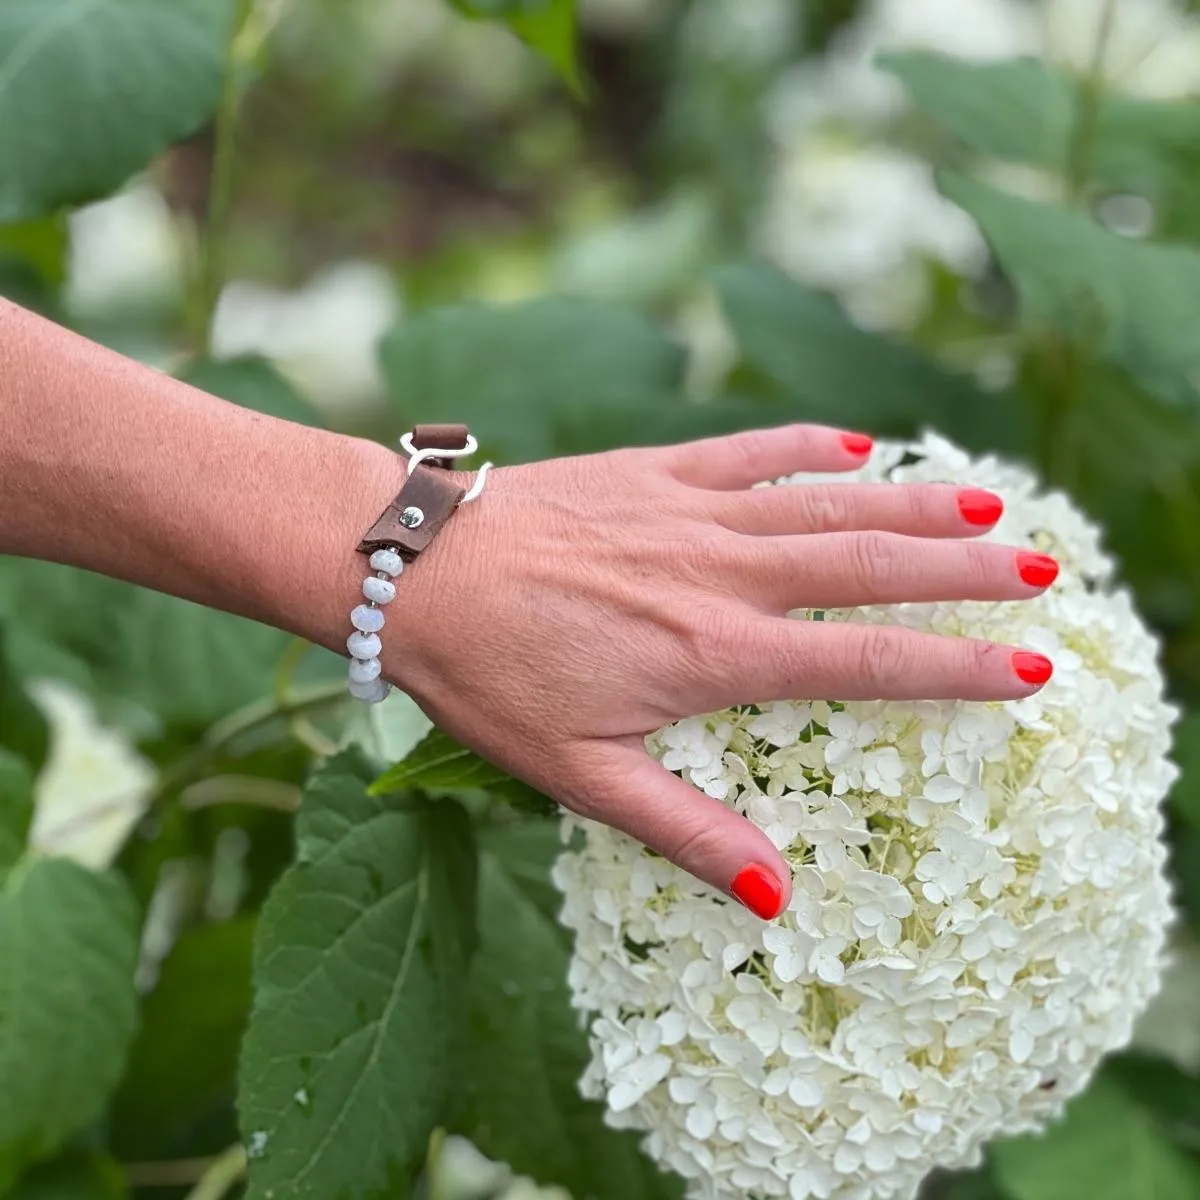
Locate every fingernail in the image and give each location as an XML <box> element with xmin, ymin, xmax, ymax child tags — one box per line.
<box><xmin>840</xmin><ymin>432</ymin><xmax>873</xmax><ymax>457</ymax></box>
<box><xmin>957</xmin><ymin>489</ymin><xmax>1004</xmax><ymax>527</ymax></box>
<box><xmin>1017</xmin><ymin>552</ymin><xmax>1060</xmax><ymax>588</ymax></box>
<box><xmin>1012</xmin><ymin>651</ymin><xmax>1054</xmax><ymax>686</ymax></box>
<box><xmin>731</xmin><ymin>864</ymin><xmax>785</xmax><ymax>920</ymax></box>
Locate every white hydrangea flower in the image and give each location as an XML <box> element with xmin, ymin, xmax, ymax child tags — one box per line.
<box><xmin>555</xmin><ymin>434</ymin><xmax>1177</xmax><ymax>1200</ymax></box>
<box><xmin>29</xmin><ymin>680</ymin><xmax>157</xmax><ymax>870</ymax></box>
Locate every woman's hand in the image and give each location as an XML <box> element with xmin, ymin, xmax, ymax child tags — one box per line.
<box><xmin>366</xmin><ymin>424</ymin><xmax>1057</xmax><ymax>920</ymax></box>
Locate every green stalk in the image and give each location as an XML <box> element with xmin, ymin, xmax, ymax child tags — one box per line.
<box><xmin>190</xmin><ymin>0</ymin><xmax>257</xmax><ymax>356</ymax></box>
<box><xmin>1036</xmin><ymin>0</ymin><xmax>1116</xmax><ymax>487</ymax></box>
<box><xmin>184</xmin><ymin>1144</ymin><xmax>248</xmax><ymax>1200</ymax></box>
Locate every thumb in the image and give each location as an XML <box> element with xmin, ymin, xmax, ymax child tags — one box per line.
<box><xmin>565</xmin><ymin>737</ymin><xmax>792</xmax><ymax>921</ymax></box>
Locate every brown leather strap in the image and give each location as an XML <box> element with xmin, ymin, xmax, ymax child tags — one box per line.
<box><xmin>357</xmin><ymin>466</ymin><xmax>466</xmax><ymax>558</ymax></box>
<box><xmin>411</xmin><ymin>424</ymin><xmax>469</xmax><ymax>451</ymax></box>
<box><xmin>358</xmin><ymin>424</ymin><xmax>474</xmax><ymax>558</ymax></box>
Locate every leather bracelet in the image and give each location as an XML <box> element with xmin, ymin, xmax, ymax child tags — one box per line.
<box><xmin>344</xmin><ymin>424</ymin><xmax>490</xmax><ymax>703</ymax></box>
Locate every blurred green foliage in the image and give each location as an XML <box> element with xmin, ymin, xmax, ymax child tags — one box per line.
<box><xmin>3</xmin><ymin>1</ymin><xmax>1200</xmax><ymax>1198</ymax></box>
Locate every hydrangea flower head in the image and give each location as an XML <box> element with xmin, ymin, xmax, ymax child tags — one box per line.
<box><xmin>554</xmin><ymin>434</ymin><xmax>1178</xmax><ymax>1200</ymax></box>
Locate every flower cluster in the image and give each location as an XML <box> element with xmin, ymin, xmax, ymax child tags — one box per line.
<box><xmin>554</xmin><ymin>434</ymin><xmax>1178</xmax><ymax>1200</ymax></box>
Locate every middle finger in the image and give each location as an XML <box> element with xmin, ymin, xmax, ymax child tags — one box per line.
<box><xmin>729</xmin><ymin>530</ymin><xmax>1059</xmax><ymax>612</ymax></box>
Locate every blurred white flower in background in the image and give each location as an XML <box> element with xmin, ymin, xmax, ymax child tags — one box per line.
<box><xmin>28</xmin><ymin>680</ymin><xmax>157</xmax><ymax>870</ymax></box>
<box><xmin>431</xmin><ymin>1134</ymin><xmax>572</xmax><ymax>1200</ymax></box>
<box><xmin>757</xmin><ymin>0</ymin><xmax>1200</xmax><ymax>333</ymax></box>
<box><xmin>212</xmin><ymin>261</ymin><xmax>401</xmax><ymax>416</ymax></box>
<box><xmin>556</xmin><ymin>434</ymin><xmax>1177</xmax><ymax>1200</ymax></box>
<box><xmin>1043</xmin><ymin>0</ymin><xmax>1200</xmax><ymax>98</ymax></box>
<box><xmin>65</xmin><ymin>182</ymin><xmax>187</xmax><ymax>320</ymax></box>
<box><xmin>758</xmin><ymin>135</ymin><xmax>986</xmax><ymax>331</ymax></box>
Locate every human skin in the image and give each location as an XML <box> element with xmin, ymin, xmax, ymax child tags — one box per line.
<box><xmin>0</xmin><ymin>300</ymin><xmax>1056</xmax><ymax>918</ymax></box>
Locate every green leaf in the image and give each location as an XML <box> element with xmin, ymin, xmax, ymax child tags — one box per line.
<box><xmin>454</xmin><ymin>821</ymin><xmax>682</xmax><ymax>1199</ymax></box>
<box><xmin>369</xmin><ymin>728</ymin><xmax>555</xmax><ymax>815</ymax></box>
<box><xmin>449</xmin><ymin>0</ymin><xmax>582</xmax><ymax>96</ymax></box>
<box><xmin>8</xmin><ymin>1153</ymin><xmax>127</xmax><ymax>1200</ymax></box>
<box><xmin>178</xmin><ymin>357</ymin><xmax>327</xmax><ymax>428</ymax></box>
<box><xmin>0</xmin><ymin>0</ymin><xmax>236</xmax><ymax>222</ymax></box>
<box><xmin>1171</xmin><ymin>712</ymin><xmax>1200</xmax><ymax>831</ymax></box>
<box><xmin>0</xmin><ymin>217</ymin><xmax>68</xmax><ymax>286</ymax></box>
<box><xmin>0</xmin><ymin>860</ymin><xmax>139</xmax><ymax>1190</ymax></box>
<box><xmin>1104</xmin><ymin>1053</ymin><xmax>1200</xmax><ymax>1149</ymax></box>
<box><xmin>238</xmin><ymin>750</ymin><xmax>478</xmax><ymax>1200</ymax></box>
<box><xmin>0</xmin><ymin>750</ymin><xmax>34</xmax><ymax>876</ymax></box>
<box><xmin>939</xmin><ymin>170</ymin><xmax>1200</xmax><ymax>411</ymax></box>
<box><xmin>0</xmin><ymin>623</ymin><xmax>49</xmax><ymax>771</ymax></box>
<box><xmin>882</xmin><ymin>52</ymin><xmax>1200</xmax><ymax>200</ymax></box>
<box><xmin>991</xmin><ymin>1073</ymin><xmax>1200</xmax><ymax>1200</ymax></box>
<box><xmin>379</xmin><ymin>296</ymin><xmax>686</xmax><ymax>463</ymax></box>
<box><xmin>112</xmin><ymin>916</ymin><xmax>256</xmax><ymax>1158</ymax></box>
<box><xmin>0</xmin><ymin>558</ymin><xmax>296</xmax><ymax>730</ymax></box>
<box><xmin>715</xmin><ymin>264</ymin><xmax>1030</xmax><ymax>455</ymax></box>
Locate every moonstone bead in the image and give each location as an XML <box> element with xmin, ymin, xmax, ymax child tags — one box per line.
<box><xmin>346</xmin><ymin>631</ymin><xmax>381</xmax><ymax>659</ymax></box>
<box><xmin>369</xmin><ymin>548</ymin><xmax>404</xmax><ymax>577</ymax></box>
<box><xmin>350</xmin><ymin>604</ymin><xmax>385</xmax><ymax>634</ymax></box>
<box><xmin>349</xmin><ymin>676</ymin><xmax>391</xmax><ymax>703</ymax></box>
<box><xmin>348</xmin><ymin>656</ymin><xmax>382</xmax><ymax>684</ymax></box>
<box><xmin>362</xmin><ymin>576</ymin><xmax>396</xmax><ymax>605</ymax></box>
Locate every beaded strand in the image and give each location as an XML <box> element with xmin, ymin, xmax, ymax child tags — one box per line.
<box><xmin>345</xmin><ymin>546</ymin><xmax>404</xmax><ymax>703</ymax></box>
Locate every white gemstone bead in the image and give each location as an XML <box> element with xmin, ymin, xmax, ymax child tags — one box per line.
<box><xmin>349</xmin><ymin>676</ymin><xmax>391</xmax><ymax>703</ymax></box>
<box><xmin>369</xmin><ymin>549</ymin><xmax>404</xmax><ymax>577</ymax></box>
<box><xmin>350</xmin><ymin>604</ymin><xmax>385</xmax><ymax>633</ymax></box>
<box><xmin>348</xmin><ymin>656</ymin><xmax>382</xmax><ymax>684</ymax></box>
<box><xmin>362</xmin><ymin>576</ymin><xmax>396</xmax><ymax>605</ymax></box>
<box><xmin>347</xmin><ymin>631</ymin><xmax>381</xmax><ymax>659</ymax></box>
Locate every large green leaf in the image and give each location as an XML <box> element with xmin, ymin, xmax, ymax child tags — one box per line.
<box><xmin>0</xmin><ymin>750</ymin><xmax>33</xmax><ymax>877</ymax></box>
<box><xmin>379</xmin><ymin>296</ymin><xmax>687</xmax><ymax>463</ymax></box>
<box><xmin>0</xmin><ymin>558</ymin><xmax>294</xmax><ymax>729</ymax></box>
<box><xmin>939</xmin><ymin>170</ymin><xmax>1200</xmax><ymax>411</ymax></box>
<box><xmin>369</xmin><ymin>728</ymin><xmax>555</xmax><ymax>815</ymax></box>
<box><xmin>715</xmin><ymin>264</ymin><xmax>1029</xmax><ymax>455</ymax></box>
<box><xmin>0</xmin><ymin>624</ymin><xmax>49</xmax><ymax>771</ymax></box>
<box><xmin>0</xmin><ymin>859</ymin><xmax>139</xmax><ymax>1189</ymax></box>
<box><xmin>112</xmin><ymin>916</ymin><xmax>256</xmax><ymax>1158</ymax></box>
<box><xmin>449</xmin><ymin>0</ymin><xmax>581</xmax><ymax>95</ymax></box>
<box><xmin>0</xmin><ymin>0</ymin><xmax>236</xmax><ymax>222</ymax></box>
<box><xmin>238</xmin><ymin>751</ymin><xmax>478</xmax><ymax>1200</ymax></box>
<box><xmin>882</xmin><ymin>52</ymin><xmax>1200</xmax><ymax>199</ymax></box>
<box><xmin>178</xmin><ymin>357</ymin><xmax>327</xmax><ymax>428</ymax></box>
<box><xmin>454</xmin><ymin>821</ymin><xmax>682</xmax><ymax>1200</ymax></box>
<box><xmin>991</xmin><ymin>1073</ymin><xmax>1200</xmax><ymax>1200</ymax></box>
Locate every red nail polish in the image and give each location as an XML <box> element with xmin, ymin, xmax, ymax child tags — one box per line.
<box><xmin>731</xmin><ymin>864</ymin><xmax>785</xmax><ymax>920</ymax></box>
<box><xmin>957</xmin><ymin>489</ymin><xmax>1004</xmax><ymax>526</ymax></box>
<box><xmin>840</xmin><ymin>432</ymin><xmax>873</xmax><ymax>457</ymax></box>
<box><xmin>1012</xmin><ymin>651</ymin><xmax>1054</xmax><ymax>686</ymax></box>
<box><xmin>1017</xmin><ymin>552</ymin><xmax>1060</xmax><ymax>588</ymax></box>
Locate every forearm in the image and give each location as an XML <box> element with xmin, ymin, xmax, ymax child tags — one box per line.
<box><xmin>0</xmin><ymin>299</ymin><xmax>401</xmax><ymax>657</ymax></box>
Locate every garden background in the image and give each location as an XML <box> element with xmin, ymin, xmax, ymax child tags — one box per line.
<box><xmin>3</xmin><ymin>0</ymin><xmax>1200</xmax><ymax>1197</ymax></box>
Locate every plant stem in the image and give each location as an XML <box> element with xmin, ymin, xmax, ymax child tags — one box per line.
<box><xmin>154</xmin><ymin>678</ymin><xmax>349</xmax><ymax>804</ymax></box>
<box><xmin>191</xmin><ymin>0</ymin><xmax>257</xmax><ymax>356</ymax></box>
<box><xmin>1037</xmin><ymin>0</ymin><xmax>1117</xmax><ymax>486</ymax></box>
<box><xmin>184</xmin><ymin>1144</ymin><xmax>248</xmax><ymax>1200</ymax></box>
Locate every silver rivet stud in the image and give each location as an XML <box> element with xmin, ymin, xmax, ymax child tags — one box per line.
<box><xmin>399</xmin><ymin>506</ymin><xmax>424</xmax><ymax>529</ymax></box>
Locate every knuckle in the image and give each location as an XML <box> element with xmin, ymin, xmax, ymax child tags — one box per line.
<box><xmin>962</xmin><ymin>637</ymin><xmax>1005</xmax><ymax>679</ymax></box>
<box><xmin>961</xmin><ymin>541</ymin><xmax>996</xmax><ymax>590</ymax></box>
<box><xmin>665</xmin><ymin>821</ymin><xmax>728</xmax><ymax>870</ymax></box>
<box><xmin>799</xmin><ymin>485</ymin><xmax>854</xmax><ymax>531</ymax></box>
<box><xmin>857</xmin><ymin>627</ymin><xmax>921</xmax><ymax>692</ymax></box>
<box><xmin>846</xmin><ymin>530</ymin><xmax>904</xmax><ymax>596</ymax></box>
<box><xmin>678</xmin><ymin>533</ymin><xmax>728</xmax><ymax>582</ymax></box>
